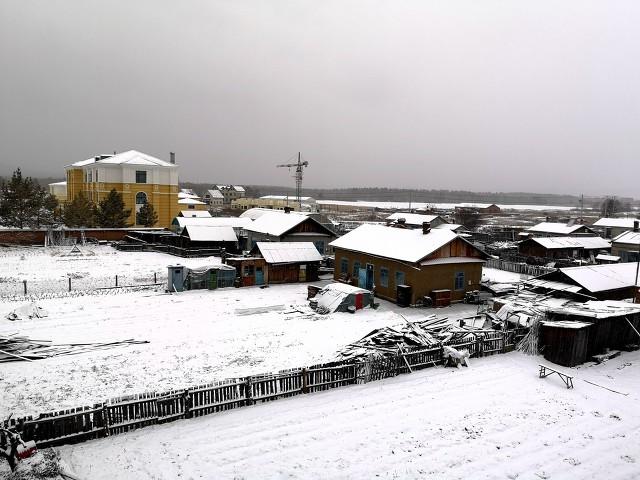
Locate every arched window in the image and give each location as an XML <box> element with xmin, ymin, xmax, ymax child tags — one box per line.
<box><xmin>136</xmin><ymin>192</ymin><xmax>147</xmax><ymax>205</ymax></box>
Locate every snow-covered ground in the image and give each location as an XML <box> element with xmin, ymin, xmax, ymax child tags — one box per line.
<box><xmin>57</xmin><ymin>351</ymin><xmax>640</xmax><ymax>480</ymax></box>
<box><xmin>317</xmin><ymin>200</ymin><xmax>576</xmax><ymax>212</ymax></box>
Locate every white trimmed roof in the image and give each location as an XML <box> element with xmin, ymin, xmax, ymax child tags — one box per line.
<box><xmin>330</xmin><ymin>224</ymin><xmax>462</xmax><ymax>263</ymax></box>
<box><xmin>525</xmin><ymin>236</ymin><xmax>611</xmax><ymax>250</ymax></box>
<box><xmin>256</xmin><ymin>242</ymin><xmax>323</xmax><ymax>264</ymax></box>
<box><xmin>183</xmin><ymin>225</ymin><xmax>237</xmax><ymax>242</ymax></box>
<box><xmin>557</xmin><ymin>263</ymin><xmax>640</xmax><ymax>293</ymax></box>
<box><xmin>180</xmin><ymin>210</ymin><xmax>212</xmax><ymax>218</ymax></box>
<box><xmin>386</xmin><ymin>212</ymin><xmax>440</xmax><ymax>225</ymax></box>
<box><xmin>612</xmin><ymin>230</ymin><xmax>640</xmax><ymax>246</ymax></box>
<box><xmin>593</xmin><ymin>217</ymin><xmax>640</xmax><ymax>228</ymax></box>
<box><xmin>175</xmin><ymin>217</ymin><xmax>253</xmax><ymax>229</ymax></box>
<box><xmin>246</xmin><ymin>211</ymin><xmax>312</xmax><ymax>237</ymax></box>
<box><xmin>68</xmin><ymin>150</ymin><xmax>175</xmax><ymax>168</ymax></box>
<box><xmin>526</xmin><ymin>222</ymin><xmax>589</xmax><ymax>235</ymax></box>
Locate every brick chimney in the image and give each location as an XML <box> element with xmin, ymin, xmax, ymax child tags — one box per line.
<box><xmin>170</xmin><ymin>152</ymin><xmax>176</xmax><ymax>164</ymax></box>
<box><xmin>422</xmin><ymin>222</ymin><xmax>431</xmax><ymax>234</ymax></box>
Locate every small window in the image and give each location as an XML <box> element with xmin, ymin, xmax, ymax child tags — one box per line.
<box><xmin>87</xmin><ymin>171</ymin><xmax>92</xmax><ymax>183</ymax></box>
<box><xmin>136</xmin><ymin>170</ymin><xmax>147</xmax><ymax>184</ymax></box>
<box><xmin>188</xmin><ymin>204</ymin><xmax>195</xmax><ymax>209</ymax></box>
<box><xmin>380</xmin><ymin>267</ymin><xmax>389</xmax><ymax>288</ymax></box>
<box><xmin>395</xmin><ymin>271</ymin><xmax>405</xmax><ymax>287</ymax></box>
<box><xmin>340</xmin><ymin>258</ymin><xmax>349</xmax><ymax>274</ymax></box>
<box><xmin>353</xmin><ymin>261</ymin><xmax>360</xmax><ymax>278</ymax></box>
<box><xmin>95</xmin><ymin>170</ymin><xmax>98</xmax><ymax>182</ymax></box>
<box><xmin>455</xmin><ymin>272</ymin><xmax>465</xmax><ymax>290</ymax></box>
<box><xmin>135</xmin><ymin>192</ymin><xmax>147</xmax><ymax>205</ymax></box>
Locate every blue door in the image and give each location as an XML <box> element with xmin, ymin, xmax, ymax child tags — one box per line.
<box><xmin>358</xmin><ymin>267</ymin><xmax>366</xmax><ymax>288</ymax></box>
<box><xmin>255</xmin><ymin>267</ymin><xmax>265</xmax><ymax>285</ymax></box>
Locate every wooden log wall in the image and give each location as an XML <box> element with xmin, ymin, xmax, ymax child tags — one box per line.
<box><xmin>5</xmin><ymin>329</ymin><xmax>525</xmax><ymax>448</ymax></box>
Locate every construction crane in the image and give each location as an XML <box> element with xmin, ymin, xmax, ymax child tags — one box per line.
<box><xmin>276</xmin><ymin>152</ymin><xmax>309</xmax><ymax>210</ymax></box>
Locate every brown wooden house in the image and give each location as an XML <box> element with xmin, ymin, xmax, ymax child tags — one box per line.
<box><xmin>330</xmin><ymin>223</ymin><xmax>489</xmax><ymax>305</ymax></box>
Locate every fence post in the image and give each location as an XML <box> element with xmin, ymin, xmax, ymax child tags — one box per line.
<box><xmin>68</xmin><ymin>277</ymin><xmax>72</xmax><ymax>292</ymax></box>
<box><xmin>115</xmin><ymin>275</ymin><xmax>118</xmax><ymax>287</ymax></box>
<box><xmin>476</xmin><ymin>335</ymin><xmax>483</xmax><ymax>357</ymax></box>
<box><xmin>23</xmin><ymin>280</ymin><xmax>27</xmax><ymax>296</ymax></box>
<box><xmin>245</xmin><ymin>377</ymin><xmax>254</xmax><ymax>406</ymax></box>
<box><xmin>101</xmin><ymin>403</ymin><xmax>110</xmax><ymax>437</ymax></box>
<box><xmin>154</xmin><ymin>272</ymin><xmax>157</xmax><ymax>284</ymax></box>
<box><xmin>182</xmin><ymin>389</ymin><xmax>191</xmax><ymax>418</ymax></box>
<box><xmin>302</xmin><ymin>368</ymin><xmax>308</xmax><ymax>394</ymax></box>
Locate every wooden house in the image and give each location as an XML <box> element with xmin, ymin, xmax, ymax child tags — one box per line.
<box><xmin>330</xmin><ymin>223</ymin><xmax>489</xmax><ymax>305</ymax></box>
<box><xmin>176</xmin><ymin>225</ymin><xmax>238</xmax><ymax>251</ymax></box>
<box><xmin>518</xmin><ymin>236</ymin><xmax>611</xmax><ymax>260</ymax></box>
<box><xmin>611</xmin><ymin>230</ymin><xmax>640</xmax><ymax>262</ymax></box>
<box><xmin>592</xmin><ymin>218</ymin><xmax>640</xmax><ymax>239</ymax></box>
<box><xmin>245</xmin><ymin>211</ymin><xmax>336</xmax><ymax>255</ymax></box>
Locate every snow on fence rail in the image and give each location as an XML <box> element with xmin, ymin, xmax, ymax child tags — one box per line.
<box><xmin>485</xmin><ymin>258</ymin><xmax>555</xmax><ymax>277</ymax></box>
<box><xmin>4</xmin><ymin>328</ymin><xmax>528</xmax><ymax>448</ymax></box>
<box><xmin>0</xmin><ymin>273</ymin><xmax>167</xmax><ymax>299</ymax></box>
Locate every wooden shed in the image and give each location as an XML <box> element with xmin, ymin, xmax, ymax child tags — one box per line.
<box><xmin>540</xmin><ymin>321</ymin><xmax>592</xmax><ymax>367</ymax></box>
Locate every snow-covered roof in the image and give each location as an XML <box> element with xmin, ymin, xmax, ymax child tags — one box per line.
<box><xmin>246</xmin><ymin>211</ymin><xmax>313</xmax><ymax>237</ymax></box>
<box><xmin>207</xmin><ymin>190</ymin><xmax>224</xmax><ymax>199</ymax></box>
<box><xmin>524</xmin><ymin>278</ymin><xmax>582</xmax><ymax>293</ymax></box>
<box><xmin>330</xmin><ymin>224</ymin><xmax>465</xmax><ymax>264</ymax></box>
<box><xmin>612</xmin><ymin>230</ymin><xmax>640</xmax><ymax>246</ymax></box>
<box><xmin>557</xmin><ymin>263</ymin><xmax>640</xmax><ymax>293</ymax></box>
<box><xmin>48</xmin><ymin>181</ymin><xmax>67</xmax><ymax>186</ymax></box>
<box><xmin>547</xmin><ymin>300</ymin><xmax>640</xmax><ymax>319</ymax></box>
<box><xmin>595</xmin><ymin>254</ymin><xmax>620</xmax><ymax>262</ymax></box>
<box><xmin>182</xmin><ymin>225</ymin><xmax>237</xmax><ymax>242</ymax></box>
<box><xmin>386</xmin><ymin>212</ymin><xmax>440</xmax><ymax>226</ymax></box>
<box><xmin>524</xmin><ymin>236</ymin><xmax>611</xmax><ymax>250</ymax></box>
<box><xmin>233</xmin><ymin>186</ymin><xmax>245</xmax><ymax>192</ymax></box>
<box><xmin>178</xmin><ymin>192</ymin><xmax>201</xmax><ymax>199</ymax></box>
<box><xmin>526</xmin><ymin>222</ymin><xmax>589</xmax><ymax>235</ymax></box>
<box><xmin>260</xmin><ymin>195</ymin><xmax>315</xmax><ymax>202</ymax></box>
<box><xmin>180</xmin><ymin>210</ymin><xmax>212</xmax><ymax>218</ymax></box>
<box><xmin>178</xmin><ymin>198</ymin><xmax>206</xmax><ymax>205</ymax></box>
<box><xmin>175</xmin><ymin>217</ymin><xmax>253</xmax><ymax>229</ymax></box>
<box><xmin>592</xmin><ymin>217</ymin><xmax>640</xmax><ymax>228</ymax></box>
<box><xmin>256</xmin><ymin>242</ymin><xmax>323</xmax><ymax>264</ymax></box>
<box><xmin>434</xmin><ymin>223</ymin><xmax>464</xmax><ymax>231</ymax></box>
<box><xmin>68</xmin><ymin>150</ymin><xmax>175</xmax><ymax>168</ymax></box>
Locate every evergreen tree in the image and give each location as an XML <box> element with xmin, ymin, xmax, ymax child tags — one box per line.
<box><xmin>0</xmin><ymin>168</ymin><xmax>56</xmax><ymax>228</ymax></box>
<box><xmin>95</xmin><ymin>189</ymin><xmax>131</xmax><ymax>227</ymax></box>
<box><xmin>63</xmin><ymin>192</ymin><xmax>96</xmax><ymax>227</ymax></box>
<box><xmin>137</xmin><ymin>202</ymin><xmax>158</xmax><ymax>227</ymax></box>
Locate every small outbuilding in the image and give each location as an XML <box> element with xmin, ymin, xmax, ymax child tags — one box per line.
<box><xmin>311</xmin><ymin>283</ymin><xmax>373</xmax><ymax>313</ymax></box>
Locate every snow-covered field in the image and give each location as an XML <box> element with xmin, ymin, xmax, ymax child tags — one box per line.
<box><xmin>317</xmin><ymin>200</ymin><xmax>576</xmax><ymax>212</ymax></box>
<box><xmin>57</xmin><ymin>351</ymin><xmax>640</xmax><ymax>480</ymax></box>
<box><xmin>0</xmin><ymin>246</ymin><xmax>479</xmax><ymax>417</ymax></box>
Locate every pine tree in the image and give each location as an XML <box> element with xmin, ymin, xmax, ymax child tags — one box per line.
<box><xmin>0</xmin><ymin>168</ymin><xmax>55</xmax><ymax>228</ymax></box>
<box><xmin>63</xmin><ymin>192</ymin><xmax>96</xmax><ymax>227</ymax></box>
<box><xmin>95</xmin><ymin>189</ymin><xmax>132</xmax><ymax>228</ymax></box>
<box><xmin>137</xmin><ymin>202</ymin><xmax>158</xmax><ymax>227</ymax></box>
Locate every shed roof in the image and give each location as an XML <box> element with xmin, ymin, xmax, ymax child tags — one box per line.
<box><xmin>526</xmin><ymin>222</ymin><xmax>590</xmax><ymax>235</ymax></box>
<box><xmin>175</xmin><ymin>217</ymin><xmax>253</xmax><ymax>229</ymax></box>
<box><xmin>386</xmin><ymin>212</ymin><xmax>441</xmax><ymax>226</ymax></box>
<box><xmin>612</xmin><ymin>230</ymin><xmax>640</xmax><ymax>246</ymax></box>
<box><xmin>247</xmin><ymin>211</ymin><xmax>320</xmax><ymax>237</ymax></box>
<box><xmin>593</xmin><ymin>217</ymin><xmax>640</xmax><ymax>228</ymax></box>
<box><xmin>523</xmin><ymin>236</ymin><xmax>611</xmax><ymax>250</ymax></box>
<box><xmin>180</xmin><ymin>210</ymin><xmax>212</xmax><ymax>218</ymax></box>
<box><xmin>68</xmin><ymin>150</ymin><xmax>175</xmax><ymax>168</ymax></box>
<box><xmin>330</xmin><ymin>224</ymin><xmax>474</xmax><ymax>264</ymax></box>
<box><xmin>182</xmin><ymin>225</ymin><xmax>238</xmax><ymax>242</ymax></box>
<box><xmin>555</xmin><ymin>262</ymin><xmax>640</xmax><ymax>293</ymax></box>
<box><xmin>256</xmin><ymin>242</ymin><xmax>322</xmax><ymax>264</ymax></box>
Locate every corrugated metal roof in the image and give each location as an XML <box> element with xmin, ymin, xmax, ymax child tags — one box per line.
<box><xmin>257</xmin><ymin>242</ymin><xmax>322</xmax><ymax>264</ymax></box>
<box><xmin>525</xmin><ymin>278</ymin><xmax>582</xmax><ymax>293</ymax></box>
<box><xmin>612</xmin><ymin>230</ymin><xmax>640</xmax><ymax>245</ymax></box>
<box><xmin>183</xmin><ymin>226</ymin><xmax>237</xmax><ymax>242</ymax></box>
<box><xmin>526</xmin><ymin>236</ymin><xmax>611</xmax><ymax>250</ymax></box>
<box><xmin>558</xmin><ymin>263</ymin><xmax>640</xmax><ymax>293</ymax></box>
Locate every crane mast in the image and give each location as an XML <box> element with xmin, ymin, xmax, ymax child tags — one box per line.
<box><xmin>276</xmin><ymin>152</ymin><xmax>309</xmax><ymax>210</ymax></box>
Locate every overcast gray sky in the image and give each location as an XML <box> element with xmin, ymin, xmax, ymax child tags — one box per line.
<box><xmin>1</xmin><ymin>0</ymin><xmax>639</xmax><ymax>197</ymax></box>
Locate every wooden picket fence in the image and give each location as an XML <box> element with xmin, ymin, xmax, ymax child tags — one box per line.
<box><xmin>485</xmin><ymin>258</ymin><xmax>555</xmax><ymax>277</ymax></box>
<box><xmin>5</xmin><ymin>328</ymin><xmax>527</xmax><ymax>448</ymax></box>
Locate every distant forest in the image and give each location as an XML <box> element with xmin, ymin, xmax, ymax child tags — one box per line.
<box><xmin>7</xmin><ymin>176</ymin><xmax>636</xmax><ymax>208</ymax></box>
<box><xmin>181</xmin><ymin>183</ymin><xmax>637</xmax><ymax>208</ymax></box>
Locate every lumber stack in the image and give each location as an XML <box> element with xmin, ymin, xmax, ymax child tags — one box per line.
<box><xmin>0</xmin><ymin>334</ymin><xmax>149</xmax><ymax>362</ymax></box>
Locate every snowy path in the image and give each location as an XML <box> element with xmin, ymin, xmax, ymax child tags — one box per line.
<box><xmin>59</xmin><ymin>352</ymin><xmax>640</xmax><ymax>479</ymax></box>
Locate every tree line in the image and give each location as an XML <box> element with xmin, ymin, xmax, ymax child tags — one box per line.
<box><xmin>0</xmin><ymin>169</ymin><xmax>157</xmax><ymax>229</ymax></box>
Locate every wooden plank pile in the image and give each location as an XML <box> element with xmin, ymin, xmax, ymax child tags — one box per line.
<box><xmin>0</xmin><ymin>334</ymin><xmax>149</xmax><ymax>362</ymax></box>
<box><xmin>336</xmin><ymin>314</ymin><xmax>488</xmax><ymax>361</ymax></box>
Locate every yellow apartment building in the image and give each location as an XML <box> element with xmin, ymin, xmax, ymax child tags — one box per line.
<box><xmin>64</xmin><ymin>150</ymin><xmax>180</xmax><ymax>228</ymax></box>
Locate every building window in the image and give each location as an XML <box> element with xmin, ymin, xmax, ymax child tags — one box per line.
<box><xmin>340</xmin><ymin>258</ymin><xmax>348</xmax><ymax>274</ymax></box>
<box><xmin>95</xmin><ymin>170</ymin><xmax>98</xmax><ymax>182</ymax></box>
<box><xmin>353</xmin><ymin>261</ymin><xmax>360</xmax><ymax>278</ymax></box>
<box><xmin>395</xmin><ymin>271</ymin><xmax>405</xmax><ymax>287</ymax></box>
<box><xmin>87</xmin><ymin>171</ymin><xmax>92</xmax><ymax>183</ymax></box>
<box><xmin>136</xmin><ymin>170</ymin><xmax>147</xmax><ymax>184</ymax></box>
<box><xmin>188</xmin><ymin>205</ymin><xmax>195</xmax><ymax>209</ymax></box>
<box><xmin>135</xmin><ymin>192</ymin><xmax>147</xmax><ymax>205</ymax></box>
<box><xmin>380</xmin><ymin>267</ymin><xmax>389</xmax><ymax>288</ymax></box>
<box><xmin>314</xmin><ymin>240</ymin><xmax>325</xmax><ymax>254</ymax></box>
<box><xmin>455</xmin><ymin>272</ymin><xmax>465</xmax><ymax>290</ymax></box>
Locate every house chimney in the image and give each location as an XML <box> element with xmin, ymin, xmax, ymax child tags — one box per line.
<box><xmin>634</xmin><ymin>220</ymin><xmax>639</xmax><ymax>232</ymax></box>
<box><xmin>422</xmin><ymin>222</ymin><xmax>431</xmax><ymax>234</ymax></box>
<box><xmin>170</xmin><ymin>152</ymin><xmax>176</xmax><ymax>164</ymax></box>
<box><xmin>94</xmin><ymin>156</ymin><xmax>100</xmax><ymax>162</ymax></box>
